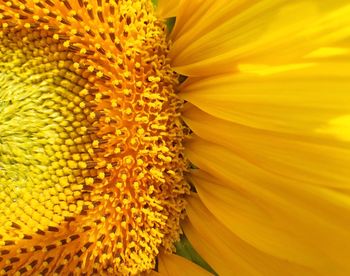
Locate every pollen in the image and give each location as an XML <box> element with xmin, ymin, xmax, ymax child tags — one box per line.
<box><xmin>0</xmin><ymin>0</ymin><xmax>189</xmax><ymax>275</ymax></box>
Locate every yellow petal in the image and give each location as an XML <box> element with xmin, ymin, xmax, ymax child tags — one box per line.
<box><xmin>191</xmin><ymin>171</ymin><xmax>350</xmax><ymax>271</ymax></box>
<box><xmin>157</xmin><ymin>0</ymin><xmax>181</xmax><ymax>18</ymax></box>
<box><xmin>317</xmin><ymin>115</ymin><xmax>350</xmax><ymax>142</ymax></box>
<box><xmin>184</xmin><ymin>195</ymin><xmax>319</xmax><ymax>276</ymax></box>
<box><xmin>143</xmin><ymin>270</ymin><xmax>159</xmax><ymax>276</ymax></box>
<box><xmin>180</xmin><ymin>62</ymin><xmax>350</xmax><ymax>141</ymax></box>
<box><xmin>185</xmin><ymin>138</ymin><xmax>350</xmax><ymax>273</ymax></box>
<box><xmin>183</xmin><ymin>105</ymin><xmax>350</xmax><ymax>189</ymax></box>
<box><xmin>305</xmin><ymin>46</ymin><xmax>350</xmax><ymax>59</ymax></box>
<box><xmin>170</xmin><ymin>1</ymin><xmax>350</xmax><ymax>76</ymax></box>
<box><xmin>157</xmin><ymin>253</ymin><xmax>212</xmax><ymax>276</ymax></box>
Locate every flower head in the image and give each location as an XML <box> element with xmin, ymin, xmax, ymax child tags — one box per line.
<box><xmin>1</xmin><ymin>0</ymin><xmax>350</xmax><ymax>275</ymax></box>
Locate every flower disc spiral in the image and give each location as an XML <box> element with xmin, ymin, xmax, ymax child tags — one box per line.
<box><xmin>0</xmin><ymin>0</ymin><xmax>189</xmax><ymax>274</ymax></box>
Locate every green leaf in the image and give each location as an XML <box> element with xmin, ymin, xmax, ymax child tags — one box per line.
<box><xmin>166</xmin><ymin>17</ymin><xmax>176</xmax><ymax>33</ymax></box>
<box><xmin>175</xmin><ymin>234</ymin><xmax>218</xmax><ymax>275</ymax></box>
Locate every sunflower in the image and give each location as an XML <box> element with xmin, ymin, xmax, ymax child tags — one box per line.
<box><xmin>0</xmin><ymin>0</ymin><xmax>350</xmax><ymax>275</ymax></box>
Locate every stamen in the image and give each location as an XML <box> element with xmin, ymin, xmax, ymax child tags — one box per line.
<box><xmin>0</xmin><ymin>0</ymin><xmax>189</xmax><ymax>274</ymax></box>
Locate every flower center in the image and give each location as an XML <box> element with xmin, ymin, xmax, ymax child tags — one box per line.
<box><xmin>0</xmin><ymin>0</ymin><xmax>189</xmax><ymax>274</ymax></box>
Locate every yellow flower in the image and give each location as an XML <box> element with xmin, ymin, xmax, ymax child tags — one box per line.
<box><xmin>1</xmin><ymin>0</ymin><xmax>350</xmax><ymax>275</ymax></box>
